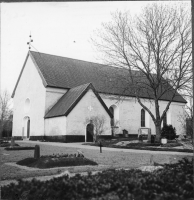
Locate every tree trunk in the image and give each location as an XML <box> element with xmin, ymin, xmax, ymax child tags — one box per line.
<box><xmin>155</xmin><ymin>124</ymin><xmax>161</xmax><ymax>143</ymax></box>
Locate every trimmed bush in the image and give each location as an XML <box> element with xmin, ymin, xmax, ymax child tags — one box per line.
<box><xmin>161</xmin><ymin>125</ymin><xmax>176</xmax><ymax>140</ymax></box>
<box><xmin>2</xmin><ymin>158</ymin><xmax>193</xmax><ymax>200</ymax></box>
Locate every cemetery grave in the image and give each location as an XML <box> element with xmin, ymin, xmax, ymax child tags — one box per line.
<box><xmin>16</xmin><ymin>145</ymin><xmax>98</xmax><ymax>169</ymax></box>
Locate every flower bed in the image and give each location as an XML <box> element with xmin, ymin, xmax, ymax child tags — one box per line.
<box><xmin>1</xmin><ymin>158</ymin><xmax>193</xmax><ymax>200</ymax></box>
<box><xmin>16</xmin><ymin>153</ymin><xmax>98</xmax><ymax>169</ymax></box>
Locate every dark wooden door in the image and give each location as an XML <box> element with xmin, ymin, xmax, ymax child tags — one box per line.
<box><xmin>27</xmin><ymin>119</ymin><xmax>30</xmax><ymax>138</ymax></box>
<box><xmin>86</xmin><ymin>124</ymin><xmax>94</xmax><ymax>142</ymax></box>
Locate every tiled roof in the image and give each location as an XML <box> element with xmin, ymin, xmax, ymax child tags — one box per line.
<box><xmin>45</xmin><ymin>83</ymin><xmax>113</xmax><ymax>118</ymax></box>
<box><xmin>17</xmin><ymin>51</ymin><xmax>187</xmax><ymax>103</ymax></box>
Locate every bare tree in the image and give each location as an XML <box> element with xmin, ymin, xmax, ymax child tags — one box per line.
<box><xmin>0</xmin><ymin>90</ymin><xmax>12</xmax><ymax>139</ymax></box>
<box><xmin>86</xmin><ymin>115</ymin><xmax>106</xmax><ymax>142</ymax></box>
<box><xmin>93</xmin><ymin>4</ymin><xmax>192</xmax><ymax>142</ymax></box>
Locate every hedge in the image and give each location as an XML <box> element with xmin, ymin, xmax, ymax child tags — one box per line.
<box><xmin>1</xmin><ymin>158</ymin><xmax>193</xmax><ymax>200</ymax></box>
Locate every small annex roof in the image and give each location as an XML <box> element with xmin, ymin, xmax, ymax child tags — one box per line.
<box><xmin>45</xmin><ymin>83</ymin><xmax>113</xmax><ymax>119</ymax></box>
<box><xmin>12</xmin><ymin>50</ymin><xmax>187</xmax><ymax>103</ymax></box>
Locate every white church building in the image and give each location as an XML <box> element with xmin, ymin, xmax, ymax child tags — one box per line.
<box><xmin>12</xmin><ymin>51</ymin><xmax>186</xmax><ymax>142</ymax></box>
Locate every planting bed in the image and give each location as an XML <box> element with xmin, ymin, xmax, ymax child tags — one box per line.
<box><xmin>84</xmin><ymin>139</ymin><xmax>193</xmax><ymax>153</ymax></box>
<box><xmin>17</xmin><ymin>154</ymin><xmax>98</xmax><ymax>169</ymax></box>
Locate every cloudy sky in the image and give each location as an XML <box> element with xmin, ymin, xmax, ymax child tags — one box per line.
<box><xmin>1</xmin><ymin>1</ymin><xmax>190</xmax><ymax>96</ymax></box>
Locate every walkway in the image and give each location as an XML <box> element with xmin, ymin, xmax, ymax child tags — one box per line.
<box><xmin>18</xmin><ymin>140</ymin><xmax>193</xmax><ymax>156</ymax></box>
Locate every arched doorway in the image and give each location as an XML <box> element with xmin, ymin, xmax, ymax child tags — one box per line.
<box><xmin>23</xmin><ymin>117</ymin><xmax>30</xmax><ymax>139</ymax></box>
<box><xmin>27</xmin><ymin>118</ymin><xmax>30</xmax><ymax>138</ymax></box>
<box><xmin>86</xmin><ymin>123</ymin><xmax>94</xmax><ymax>142</ymax></box>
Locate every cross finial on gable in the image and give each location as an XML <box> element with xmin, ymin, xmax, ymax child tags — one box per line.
<box><xmin>88</xmin><ymin>105</ymin><xmax>93</xmax><ymax>111</ymax></box>
<box><xmin>27</xmin><ymin>34</ymin><xmax>33</xmax><ymax>50</ymax></box>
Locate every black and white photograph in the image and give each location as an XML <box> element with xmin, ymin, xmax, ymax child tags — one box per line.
<box><xmin>1</xmin><ymin>1</ymin><xmax>193</xmax><ymax>199</ymax></box>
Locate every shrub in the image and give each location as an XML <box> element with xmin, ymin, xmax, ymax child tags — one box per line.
<box><xmin>138</xmin><ymin>134</ymin><xmax>143</xmax><ymax>142</ymax></box>
<box><xmin>2</xmin><ymin>158</ymin><xmax>193</xmax><ymax>200</ymax></box>
<box><xmin>151</xmin><ymin>135</ymin><xmax>155</xmax><ymax>143</ymax></box>
<box><xmin>161</xmin><ymin>124</ymin><xmax>176</xmax><ymax>140</ymax></box>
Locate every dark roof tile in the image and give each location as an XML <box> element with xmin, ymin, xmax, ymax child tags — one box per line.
<box><xmin>45</xmin><ymin>83</ymin><xmax>113</xmax><ymax>118</ymax></box>
<box><xmin>29</xmin><ymin>51</ymin><xmax>186</xmax><ymax>103</ymax></box>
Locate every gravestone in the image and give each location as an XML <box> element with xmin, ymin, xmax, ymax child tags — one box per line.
<box><xmin>34</xmin><ymin>145</ymin><xmax>40</xmax><ymax>159</ymax></box>
<box><xmin>11</xmin><ymin>137</ymin><xmax>15</xmax><ymax>147</ymax></box>
<box><xmin>147</xmin><ymin>129</ymin><xmax>151</xmax><ymax>142</ymax></box>
<box><xmin>123</xmin><ymin>129</ymin><xmax>128</xmax><ymax>137</ymax></box>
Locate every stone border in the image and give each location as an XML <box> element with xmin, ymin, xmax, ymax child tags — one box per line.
<box><xmin>5</xmin><ymin>162</ymin><xmax>107</xmax><ymax>171</ymax></box>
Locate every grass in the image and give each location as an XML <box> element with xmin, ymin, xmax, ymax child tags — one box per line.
<box><xmin>5</xmin><ymin>146</ymin><xmax>35</xmax><ymax>151</ymax></box>
<box><xmin>0</xmin><ymin>142</ymin><xmax>20</xmax><ymax>147</ymax></box>
<box><xmin>17</xmin><ymin>157</ymin><xmax>98</xmax><ymax>169</ymax></box>
<box><xmin>1</xmin><ymin>141</ymin><xmax>192</xmax><ymax>181</ymax></box>
<box><xmin>84</xmin><ymin>138</ymin><xmax>193</xmax><ymax>153</ymax></box>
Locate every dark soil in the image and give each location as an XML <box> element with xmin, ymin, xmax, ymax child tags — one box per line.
<box><xmin>110</xmin><ymin>145</ymin><xmax>193</xmax><ymax>153</ymax></box>
<box><xmin>17</xmin><ymin>157</ymin><xmax>98</xmax><ymax>169</ymax></box>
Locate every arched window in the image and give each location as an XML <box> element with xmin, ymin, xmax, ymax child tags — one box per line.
<box><xmin>24</xmin><ymin>98</ymin><xmax>30</xmax><ymax>113</ymax></box>
<box><xmin>141</xmin><ymin>109</ymin><xmax>145</xmax><ymax>127</ymax></box>
<box><xmin>163</xmin><ymin>113</ymin><xmax>167</xmax><ymax>127</ymax></box>
<box><xmin>109</xmin><ymin>106</ymin><xmax>114</xmax><ymax>126</ymax></box>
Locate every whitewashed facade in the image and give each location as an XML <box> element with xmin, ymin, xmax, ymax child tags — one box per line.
<box><xmin>12</xmin><ymin>51</ymin><xmax>186</xmax><ymax>142</ymax></box>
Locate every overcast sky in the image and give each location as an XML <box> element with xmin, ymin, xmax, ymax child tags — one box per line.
<box><xmin>1</xmin><ymin>1</ymin><xmax>190</xmax><ymax>96</ymax></box>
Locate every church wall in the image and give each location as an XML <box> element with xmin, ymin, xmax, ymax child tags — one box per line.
<box><xmin>66</xmin><ymin>89</ymin><xmax>111</xmax><ymax>141</ymax></box>
<box><xmin>100</xmin><ymin>93</ymin><xmax>185</xmax><ymax>136</ymax></box>
<box><xmin>45</xmin><ymin>116</ymin><xmax>66</xmax><ymax>136</ymax></box>
<box><xmin>167</xmin><ymin>102</ymin><xmax>185</xmax><ymax>135</ymax></box>
<box><xmin>45</xmin><ymin>87</ymin><xmax>68</xmax><ymax>114</ymax></box>
<box><xmin>12</xmin><ymin>55</ymin><xmax>46</xmax><ymax>138</ymax></box>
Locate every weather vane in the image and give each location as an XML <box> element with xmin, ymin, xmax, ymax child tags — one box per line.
<box><xmin>27</xmin><ymin>34</ymin><xmax>33</xmax><ymax>49</ymax></box>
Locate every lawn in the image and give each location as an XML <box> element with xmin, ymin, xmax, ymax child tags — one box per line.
<box><xmin>1</xmin><ymin>141</ymin><xmax>192</xmax><ymax>182</ymax></box>
<box><xmin>84</xmin><ymin>138</ymin><xmax>193</xmax><ymax>153</ymax></box>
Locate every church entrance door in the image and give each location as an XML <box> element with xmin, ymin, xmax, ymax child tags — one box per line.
<box><xmin>86</xmin><ymin>123</ymin><xmax>94</xmax><ymax>142</ymax></box>
<box><xmin>27</xmin><ymin>118</ymin><xmax>30</xmax><ymax>138</ymax></box>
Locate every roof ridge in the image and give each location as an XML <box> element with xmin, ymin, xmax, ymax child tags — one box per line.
<box><xmin>29</xmin><ymin>50</ymin><xmax>129</xmax><ymax>71</ymax></box>
<box><xmin>69</xmin><ymin>83</ymin><xmax>91</xmax><ymax>91</ymax></box>
<box><xmin>45</xmin><ymin>82</ymin><xmax>93</xmax><ymax>118</ymax></box>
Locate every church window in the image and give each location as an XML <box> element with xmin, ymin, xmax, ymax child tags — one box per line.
<box><xmin>109</xmin><ymin>105</ymin><xmax>119</xmax><ymax>127</ymax></box>
<box><xmin>141</xmin><ymin>109</ymin><xmax>145</xmax><ymax>127</ymax></box>
<box><xmin>24</xmin><ymin>98</ymin><xmax>30</xmax><ymax>113</ymax></box>
<box><xmin>163</xmin><ymin>112</ymin><xmax>167</xmax><ymax>126</ymax></box>
<box><xmin>109</xmin><ymin>106</ymin><xmax>114</xmax><ymax>126</ymax></box>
